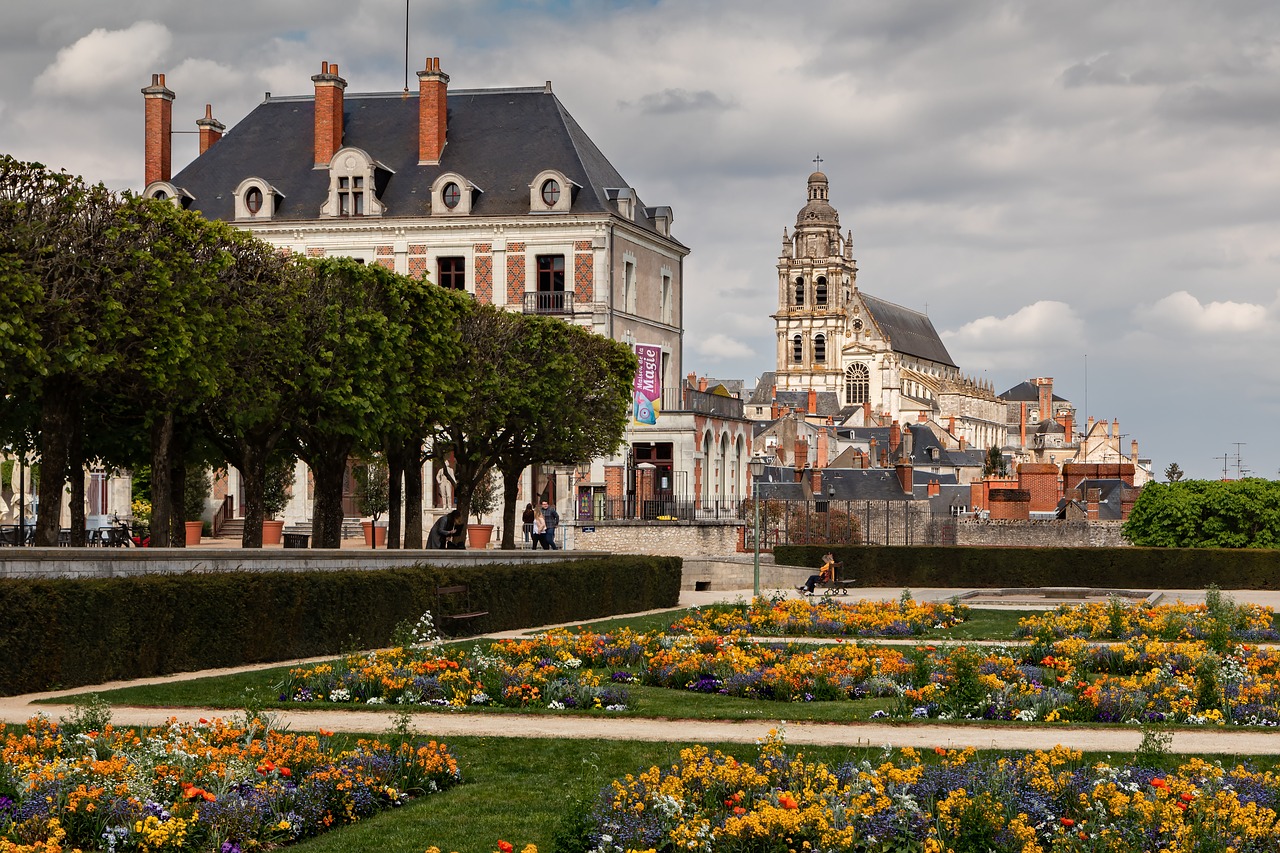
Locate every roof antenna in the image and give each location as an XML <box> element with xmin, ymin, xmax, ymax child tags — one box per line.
<box><xmin>403</xmin><ymin>0</ymin><xmax>410</xmax><ymax>95</ymax></box>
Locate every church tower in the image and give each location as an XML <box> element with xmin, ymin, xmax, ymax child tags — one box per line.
<box><xmin>773</xmin><ymin>170</ymin><xmax>859</xmax><ymax>399</ymax></box>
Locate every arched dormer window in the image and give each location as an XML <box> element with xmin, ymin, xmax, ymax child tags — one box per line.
<box><xmin>142</xmin><ymin>180</ymin><xmax>193</xmax><ymax>209</ymax></box>
<box><xmin>430</xmin><ymin>172</ymin><xmax>481</xmax><ymax>216</ymax></box>
<box><xmin>529</xmin><ymin>169</ymin><xmax>578</xmax><ymax>212</ymax></box>
<box><xmin>793</xmin><ymin>277</ymin><xmax>805</xmax><ymax>307</ymax></box>
<box><xmin>845</xmin><ymin>363</ymin><xmax>870</xmax><ymax>404</ymax></box>
<box><xmin>792</xmin><ymin>334</ymin><xmax>803</xmax><ymax>363</ymax></box>
<box><xmin>320</xmin><ymin>147</ymin><xmax>391</xmax><ymax>218</ymax></box>
<box><xmin>814</xmin><ymin>334</ymin><xmax>826</xmax><ymax>363</ymax></box>
<box><xmin>815</xmin><ymin>276</ymin><xmax>828</xmax><ymax>306</ymax></box>
<box><xmin>233</xmin><ymin>177</ymin><xmax>284</xmax><ymax>220</ymax></box>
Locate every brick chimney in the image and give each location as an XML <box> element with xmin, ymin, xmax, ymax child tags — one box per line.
<box><xmin>918</xmin><ymin>411</ymin><xmax>927</xmax><ymax>423</ymax></box>
<box><xmin>816</xmin><ymin>428</ymin><xmax>828</xmax><ymax>468</ymax></box>
<box><xmin>895</xmin><ymin>458</ymin><xmax>913</xmax><ymax>495</ymax></box>
<box><xmin>699</xmin><ymin>376</ymin><xmax>709</xmax><ymax>392</ymax></box>
<box><xmin>862</xmin><ymin>401</ymin><xmax>872</xmax><ymax>425</ymax></box>
<box><xmin>1035</xmin><ymin>377</ymin><xmax>1053</xmax><ymax>422</ymax></box>
<box><xmin>1059</xmin><ymin>410</ymin><xmax>1073</xmax><ymax>443</ymax></box>
<box><xmin>927</xmin><ymin>479</ymin><xmax>940</xmax><ymax>497</ymax></box>
<box><xmin>417</xmin><ymin>56</ymin><xmax>449</xmax><ymax>164</ymax></box>
<box><xmin>312</xmin><ymin>61</ymin><xmax>347</xmax><ymax>167</ymax></box>
<box><xmin>141</xmin><ymin>73</ymin><xmax>175</xmax><ymax>186</ymax></box>
<box><xmin>807</xmin><ymin>388</ymin><xmax>817</xmax><ymax>414</ymax></box>
<box><xmin>868</xmin><ymin>437</ymin><xmax>878</xmax><ymax>466</ymax></box>
<box><xmin>196</xmin><ymin>103</ymin><xmax>225</xmax><ymax>155</ymax></box>
<box><xmin>889</xmin><ymin>421</ymin><xmax>901</xmax><ymax>456</ymax></box>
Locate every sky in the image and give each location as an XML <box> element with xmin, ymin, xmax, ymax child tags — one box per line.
<box><xmin>3</xmin><ymin>1</ymin><xmax>1279</xmax><ymax>480</ymax></box>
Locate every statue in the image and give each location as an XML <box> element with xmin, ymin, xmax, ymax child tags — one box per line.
<box><xmin>435</xmin><ymin>460</ymin><xmax>455</xmax><ymax>507</ymax></box>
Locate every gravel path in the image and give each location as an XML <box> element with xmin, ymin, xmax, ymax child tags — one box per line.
<box><xmin>7</xmin><ymin>586</ymin><xmax>1280</xmax><ymax>756</ymax></box>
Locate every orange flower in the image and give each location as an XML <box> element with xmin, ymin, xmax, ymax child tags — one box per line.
<box><xmin>1151</xmin><ymin>778</ymin><xmax>1167</xmax><ymax>789</ymax></box>
<box><xmin>934</xmin><ymin>747</ymin><xmax>947</xmax><ymax>756</ymax></box>
<box><xmin>319</xmin><ymin>728</ymin><xmax>334</xmax><ymax>737</ymax></box>
<box><xmin>1180</xmin><ymin>792</ymin><xmax>1194</xmax><ymax>803</ymax></box>
<box><xmin>778</xmin><ymin>794</ymin><xmax>799</xmax><ymax>810</ymax></box>
<box><xmin>497</xmin><ymin>841</ymin><xmax>514</xmax><ymax>853</ymax></box>
<box><xmin>1060</xmin><ymin>818</ymin><xmax>1074</xmax><ymax>827</ymax></box>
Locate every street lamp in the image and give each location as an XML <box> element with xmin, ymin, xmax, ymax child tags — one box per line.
<box><xmin>748</xmin><ymin>453</ymin><xmax>768</xmax><ymax>599</ymax></box>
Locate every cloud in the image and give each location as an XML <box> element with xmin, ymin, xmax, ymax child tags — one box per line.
<box><xmin>1061</xmin><ymin>53</ymin><xmax>1134</xmax><ymax>88</ymax></box>
<box><xmin>691</xmin><ymin>332</ymin><xmax>756</xmax><ymax>362</ymax></box>
<box><xmin>34</xmin><ymin>21</ymin><xmax>172</xmax><ymax>99</ymax></box>
<box><xmin>1142</xmin><ymin>291</ymin><xmax>1270</xmax><ymax>334</ymax></box>
<box><xmin>942</xmin><ymin>301</ymin><xmax>1084</xmax><ymax>372</ymax></box>
<box><xmin>622</xmin><ymin>88</ymin><xmax>735</xmax><ymax>115</ymax></box>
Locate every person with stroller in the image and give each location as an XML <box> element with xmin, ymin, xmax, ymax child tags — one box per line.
<box><xmin>798</xmin><ymin>552</ymin><xmax>837</xmax><ymax>595</ymax></box>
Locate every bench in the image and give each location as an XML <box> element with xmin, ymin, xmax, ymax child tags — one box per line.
<box><xmin>435</xmin><ymin>584</ymin><xmax>489</xmax><ymax>631</ymax></box>
<box><xmin>799</xmin><ymin>562</ymin><xmax>856</xmax><ymax>596</ymax></box>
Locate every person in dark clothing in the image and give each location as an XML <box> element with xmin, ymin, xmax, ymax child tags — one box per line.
<box><xmin>426</xmin><ymin>510</ymin><xmax>460</xmax><ymax>549</ymax></box>
<box><xmin>798</xmin><ymin>552</ymin><xmax>836</xmax><ymax>595</ymax></box>
<box><xmin>521</xmin><ymin>502</ymin><xmax>535</xmax><ymax>548</ymax></box>
<box><xmin>540</xmin><ymin>499</ymin><xmax>560</xmax><ymax>549</ymax></box>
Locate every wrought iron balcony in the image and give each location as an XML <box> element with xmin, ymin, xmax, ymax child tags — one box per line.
<box><xmin>523</xmin><ymin>291</ymin><xmax>576</xmax><ymax>315</ymax></box>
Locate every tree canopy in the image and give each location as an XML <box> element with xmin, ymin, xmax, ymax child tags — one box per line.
<box><xmin>1122</xmin><ymin>479</ymin><xmax>1280</xmax><ymax>548</ymax></box>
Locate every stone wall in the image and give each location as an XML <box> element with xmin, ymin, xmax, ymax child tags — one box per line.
<box><xmin>954</xmin><ymin>519</ymin><xmax>1128</xmax><ymax>547</ymax></box>
<box><xmin>572</xmin><ymin>520</ymin><xmax>740</xmax><ymax>557</ymax></box>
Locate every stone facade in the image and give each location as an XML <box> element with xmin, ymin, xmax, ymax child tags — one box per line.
<box><xmin>954</xmin><ymin>519</ymin><xmax>1128</xmax><ymax>548</ymax></box>
<box><xmin>573</xmin><ymin>520</ymin><xmax>741</xmax><ymax>557</ymax></box>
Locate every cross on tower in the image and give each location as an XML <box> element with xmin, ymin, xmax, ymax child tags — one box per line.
<box><xmin>813</xmin><ymin>153</ymin><xmax>823</xmax><ymax>169</ymax></box>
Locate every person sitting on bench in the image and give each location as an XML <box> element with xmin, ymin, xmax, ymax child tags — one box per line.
<box><xmin>799</xmin><ymin>552</ymin><xmax>837</xmax><ymax>594</ymax></box>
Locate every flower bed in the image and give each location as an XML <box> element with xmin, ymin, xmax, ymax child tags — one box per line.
<box><xmin>668</xmin><ymin>594</ymin><xmax>969</xmax><ymax>638</ymax></box>
<box><xmin>588</xmin><ymin>731</ymin><xmax>1280</xmax><ymax>852</ymax></box>
<box><xmin>1014</xmin><ymin>595</ymin><xmax>1280</xmax><ymax>644</ymax></box>
<box><xmin>0</xmin><ymin>715</ymin><xmax>460</xmax><ymax>852</ymax></box>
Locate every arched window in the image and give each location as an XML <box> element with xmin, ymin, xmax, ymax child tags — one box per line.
<box><xmin>792</xmin><ymin>334</ymin><xmax>803</xmax><ymax>363</ymax></box>
<box><xmin>815</xmin><ymin>276</ymin><xmax>827</xmax><ymax>306</ymax></box>
<box><xmin>814</xmin><ymin>334</ymin><xmax>826</xmax><ymax>363</ymax></box>
<box><xmin>845</xmin><ymin>363</ymin><xmax>870</xmax><ymax>404</ymax></box>
<box><xmin>794</xmin><ymin>277</ymin><xmax>805</xmax><ymax>307</ymax></box>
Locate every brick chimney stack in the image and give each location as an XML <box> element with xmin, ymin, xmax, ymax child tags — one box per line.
<box><xmin>699</xmin><ymin>376</ymin><xmax>709</xmax><ymax>392</ymax></box>
<box><xmin>141</xmin><ymin>73</ymin><xmax>175</xmax><ymax>186</ymax></box>
<box><xmin>895</xmin><ymin>458</ymin><xmax>913</xmax><ymax>495</ymax></box>
<box><xmin>927</xmin><ymin>479</ymin><xmax>940</xmax><ymax>497</ymax></box>
<box><xmin>889</xmin><ymin>421</ymin><xmax>901</xmax><ymax>456</ymax></box>
<box><xmin>196</xmin><ymin>103</ymin><xmax>225</xmax><ymax>155</ymax></box>
<box><xmin>807</xmin><ymin>388</ymin><xmax>817</xmax><ymax>414</ymax></box>
<box><xmin>1035</xmin><ymin>377</ymin><xmax>1053</xmax><ymax>422</ymax></box>
<box><xmin>417</xmin><ymin>56</ymin><xmax>449</xmax><ymax>164</ymax></box>
<box><xmin>312</xmin><ymin>61</ymin><xmax>347</xmax><ymax>167</ymax></box>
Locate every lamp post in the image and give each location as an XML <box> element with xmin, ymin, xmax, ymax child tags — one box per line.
<box><xmin>748</xmin><ymin>454</ymin><xmax>768</xmax><ymax>599</ymax></box>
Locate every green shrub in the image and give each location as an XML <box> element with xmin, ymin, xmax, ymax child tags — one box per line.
<box><xmin>0</xmin><ymin>555</ymin><xmax>681</xmax><ymax>695</ymax></box>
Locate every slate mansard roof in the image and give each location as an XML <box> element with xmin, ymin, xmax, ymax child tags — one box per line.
<box><xmin>859</xmin><ymin>294</ymin><xmax>956</xmax><ymax>368</ymax></box>
<box><xmin>171</xmin><ymin>87</ymin><xmax>682</xmax><ymax>243</ymax></box>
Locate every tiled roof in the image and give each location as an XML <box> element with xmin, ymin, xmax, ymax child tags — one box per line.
<box><xmin>861</xmin><ymin>293</ymin><xmax>955</xmax><ymax>367</ymax></box>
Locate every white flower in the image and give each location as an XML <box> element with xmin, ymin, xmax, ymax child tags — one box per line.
<box><xmin>328</xmin><ymin>688</ymin><xmax>351</xmax><ymax>702</ymax></box>
<box><xmin>547</xmin><ymin>700</ymin><xmax>566</xmax><ymax>710</ymax></box>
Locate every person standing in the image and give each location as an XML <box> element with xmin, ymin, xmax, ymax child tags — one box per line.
<box><xmin>531</xmin><ymin>506</ymin><xmax>547</xmax><ymax>550</ymax></box>
<box><xmin>521</xmin><ymin>502</ymin><xmax>535</xmax><ymax>548</ymax></box>
<box><xmin>540</xmin><ymin>498</ymin><xmax>560</xmax><ymax>550</ymax></box>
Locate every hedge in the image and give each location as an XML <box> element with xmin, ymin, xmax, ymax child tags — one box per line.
<box><xmin>0</xmin><ymin>555</ymin><xmax>681</xmax><ymax>696</ymax></box>
<box><xmin>775</xmin><ymin>544</ymin><xmax>1280</xmax><ymax>590</ymax></box>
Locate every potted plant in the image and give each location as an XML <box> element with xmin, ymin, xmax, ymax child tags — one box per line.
<box><xmin>261</xmin><ymin>455</ymin><xmax>295</xmax><ymax>545</ymax></box>
<box><xmin>184</xmin><ymin>466</ymin><xmax>212</xmax><ymax>546</ymax></box>
<box><xmin>465</xmin><ymin>468</ymin><xmax>498</xmax><ymax>549</ymax></box>
<box><xmin>354</xmin><ymin>458</ymin><xmax>389</xmax><ymax>547</ymax></box>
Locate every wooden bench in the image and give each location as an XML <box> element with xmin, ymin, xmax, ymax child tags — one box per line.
<box><xmin>435</xmin><ymin>584</ymin><xmax>489</xmax><ymax>630</ymax></box>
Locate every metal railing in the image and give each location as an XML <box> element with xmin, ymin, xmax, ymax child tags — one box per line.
<box><xmin>660</xmin><ymin>386</ymin><xmax>745</xmax><ymax>418</ymax></box>
<box><xmin>522</xmin><ymin>291</ymin><xmax>576</xmax><ymax>315</ymax></box>
<box><xmin>577</xmin><ymin>495</ymin><xmax>746</xmax><ymax>522</ymax></box>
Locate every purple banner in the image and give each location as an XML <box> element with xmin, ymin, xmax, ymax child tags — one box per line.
<box><xmin>633</xmin><ymin>344</ymin><xmax>662</xmax><ymax>424</ymax></box>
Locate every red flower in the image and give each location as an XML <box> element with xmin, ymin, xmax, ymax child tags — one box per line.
<box><xmin>497</xmin><ymin>841</ymin><xmax>514</xmax><ymax>853</ymax></box>
<box><xmin>1060</xmin><ymin>818</ymin><xmax>1074</xmax><ymax>827</ymax></box>
<box><xmin>1180</xmin><ymin>792</ymin><xmax>1194</xmax><ymax>803</ymax></box>
<box><xmin>1151</xmin><ymin>778</ymin><xmax>1168</xmax><ymax>789</ymax></box>
<box><xmin>778</xmin><ymin>794</ymin><xmax>799</xmax><ymax>810</ymax></box>
<box><xmin>280</xmin><ymin>767</ymin><xmax>292</xmax><ymax>778</ymax></box>
<box><xmin>934</xmin><ymin>747</ymin><xmax>947</xmax><ymax>756</ymax></box>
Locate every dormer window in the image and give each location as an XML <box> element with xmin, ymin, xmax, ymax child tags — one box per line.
<box><xmin>142</xmin><ymin>180</ymin><xmax>193</xmax><ymax>209</ymax></box>
<box><xmin>530</xmin><ymin>169</ymin><xmax>577</xmax><ymax>212</ymax></box>
<box><xmin>442</xmin><ymin>182</ymin><xmax>461</xmax><ymax>208</ymax></box>
<box><xmin>233</xmin><ymin>178</ymin><xmax>283</xmax><ymax>220</ymax></box>
<box><xmin>541</xmin><ymin>179</ymin><xmax>560</xmax><ymax>206</ymax></box>
<box><xmin>321</xmin><ymin>147</ymin><xmax>389</xmax><ymax>218</ymax></box>
<box><xmin>431</xmin><ymin>172</ymin><xmax>480</xmax><ymax>216</ymax></box>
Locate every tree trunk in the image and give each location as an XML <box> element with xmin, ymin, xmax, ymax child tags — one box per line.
<box><xmin>307</xmin><ymin>447</ymin><xmax>350</xmax><ymax>548</ymax></box>
<box><xmin>239</xmin><ymin>442</ymin><xmax>267</xmax><ymax>548</ymax></box>
<box><xmin>149</xmin><ymin>413</ymin><xmax>175</xmax><ymax>547</ymax></box>
<box><xmin>169</xmin><ymin>462</ymin><xmax>186</xmax><ymax>548</ymax></box>
<box><xmin>500</xmin><ymin>462</ymin><xmax>522</xmax><ymax>549</ymax></box>
<box><xmin>402</xmin><ymin>439</ymin><xmax>424</xmax><ymax>549</ymax></box>
<box><xmin>67</xmin><ymin>417</ymin><xmax>86</xmax><ymax>547</ymax></box>
<box><xmin>35</xmin><ymin>388</ymin><xmax>74</xmax><ymax>547</ymax></box>
<box><xmin>385</xmin><ymin>443</ymin><xmax>405</xmax><ymax>550</ymax></box>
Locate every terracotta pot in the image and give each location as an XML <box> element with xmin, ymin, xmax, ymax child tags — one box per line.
<box><xmin>466</xmin><ymin>523</ymin><xmax>494</xmax><ymax>549</ymax></box>
<box><xmin>184</xmin><ymin>520</ymin><xmax>203</xmax><ymax>546</ymax></box>
<box><xmin>362</xmin><ymin>521</ymin><xmax>387</xmax><ymax>547</ymax></box>
<box><xmin>262</xmin><ymin>519</ymin><xmax>285</xmax><ymax>545</ymax></box>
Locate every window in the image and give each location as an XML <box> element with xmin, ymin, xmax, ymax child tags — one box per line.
<box><xmin>845</xmin><ymin>363</ymin><xmax>870</xmax><ymax>404</ymax></box>
<box><xmin>437</xmin><ymin>256</ymin><xmax>465</xmax><ymax>290</ymax></box>
<box><xmin>661</xmin><ymin>273</ymin><xmax>673</xmax><ymax>323</ymax></box>
<box><xmin>338</xmin><ymin>176</ymin><xmax>365</xmax><ymax>216</ymax></box>
<box><xmin>814</xmin><ymin>333</ymin><xmax>826</xmax><ymax>363</ymax></box>
<box><xmin>794</xmin><ymin>277</ymin><xmax>805</xmax><ymax>307</ymax></box>
<box><xmin>815</xmin><ymin>276</ymin><xmax>827</xmax><ymax>305</ymax></box>
<box><xmin>245</xmin><ymin>187</ymin><xmax>263</xmax><ymax>215</ymax></box>
<box><xmin>541</xmin><ymin>179</ymin><xmax>561</xmax><ymax>206</ymax></box>
<box><xmin>537</xmin><ymin>255</ymin><xmax>565</xmax><ymax>291</ymax></box>
<box><xmin>623</xmin><ymin>259</ymin><xmax>637</xmax><ymax>313</ymax></box>
<box><xmin>153</xmin><ymin>190</ymin><xmax>168</xmax><ymax>200</ymax></box>
<box><xmin>442</xmin><ymin>182</ymin><xmax>461</xmax><ymax>209</ymax></box>
<box><xmin>792</xmin><ymin>334</ymin><xmax>803</xmax><ymax>363</ymax></box>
